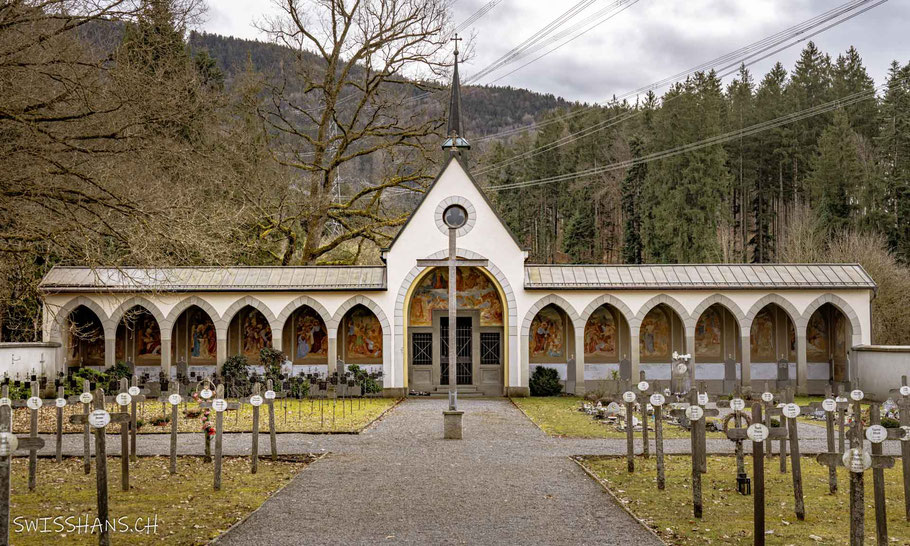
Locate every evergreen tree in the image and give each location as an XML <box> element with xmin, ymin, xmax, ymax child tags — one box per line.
<box><xmin>808</xmin><ymin>110</ymin><xmax>862</xmax><ymax>233</ymax></box>
<box><xmin>786</xmin><ymin>42</ymin><xmax>833</xmax><ymax>204</ymax></box>
<box><xmin>725</xmin><ymin>64</ymin><xmax>757</xmax><ymax>261</ymax></box>
<box><xmin>879</xmin><ymin>61</ymin><xmax>910</xmax><ymax>260</ymax></box>
<box><xmin>831</xmin><ymin>46</ymin><xmax>878</xmax><ymax>140</ymax></box>
<box><xmin>621</xmin><ymin>136</ymin><xmax>645</xmax><ymax>263</ymax></box>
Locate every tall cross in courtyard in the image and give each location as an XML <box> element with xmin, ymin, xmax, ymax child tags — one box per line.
<box><xmin>416</xmin><ymin>205</ymin><xmax>487</xmax><ymax>410</ymax></box>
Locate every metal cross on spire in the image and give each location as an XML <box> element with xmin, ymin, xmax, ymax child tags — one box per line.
<box><xmin>443</xmin><ymin>34</ymin><xmax>470</xmax><ymax>152</ymax></box>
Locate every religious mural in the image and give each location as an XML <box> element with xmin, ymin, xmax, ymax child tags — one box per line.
<box><xmin>293</xmin><ymin>307</ymin><xmax>328</xmax><ymax>362</ymax></box>
<box><xmin>344</xmin><ymin>307</ymin><xmax>382</xmax><ymax>361</ymax></box>
<box><xmin>68</xmin><ymin>307</ymin><xmax>104</xmax><ymax>365</ymax></box>
<box><xmin>750</xmin><ymin>308</ymin><xmax>776</xmax><ymax>362</ymax></box>
<box><xmin>530</xmin><ymin>305</ymin><xmax>565</xmax><ymax>360</ymax></box>
<box><xmin>694</xmin><ymin>306</ymin><xmax>722</xmax><ymax>359</ymax></box>
<box><xmin>241</xmin><ymin>308</ymin><xmax>271</xmax><ymax>361</ymax></box>
<box><xmin>134</xmin><ymin>311</ymin><xmax>161</xmax><ymax>363</ymax></box>
<box><xmin>640</xmin><ymin>307</ymin><xmax>670</xmax><ymax>360</ymax></box>
<box><xmin>409</xmin><ymin>267</ymin><xmax>503</xmax><ymax>327</ymax></box>
<box><xmin>584</xmin><ymin>305</ymin><xmax>617</xmax><ymax>359</ymax></box>
<box><xmin>188</xmin><ymin>308</ymin><xmax>216</xmax><ymax>364</ymax></box>
<box><xmin>807</xmin><ymin>311</ymin><xmax>829</xmax><ymax>361</ymax></box>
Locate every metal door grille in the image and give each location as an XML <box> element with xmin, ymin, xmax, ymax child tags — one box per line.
<box><xmin>480</xmin><ymin>332</ymin><xmax>501</xmax><ymax>365</ymax></box>
<box><xmin>412</xmin><ymin>333</ymin><xmax>432</xmax><ymax>365</ymax></box>
<box><xmin>440</xmin><ymin>317</ymin><xmax>472</xmax><ymax>385</ymax></box>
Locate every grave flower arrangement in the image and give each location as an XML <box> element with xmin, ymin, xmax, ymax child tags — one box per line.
<box><xmin>191</xmin><ymin>391</ymin><xmax>215</xmax><ymax>436</ymax></box>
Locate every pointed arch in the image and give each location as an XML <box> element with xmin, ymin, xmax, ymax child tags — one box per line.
<box><xmin>222</xmin><ymin>296</ymin><xmax>279</xmax><ymax>334</ymax></box>
<box><xmin>109</xmin><ymin>296</ymin><xmax>167</xmax><ymax>335</ymax></box>
<box><xmin>329</xmin><ymin>295</ymin><xmax>390</xmax><ymax>332</ymax></box>
<box><xmin>579</xmin><ymin>294</ymin><xmax>635</xmax><ymax>325</ymax></box>
<box><xmin>163</xmin><ymin>296</ymin><xmax>221</xmax><ymax>333</ymax></box>
<box><xmin>277</xmin><ymin>296</ymin><xmax>331</xmax><ymax>331</ymax></box>
<box><xmin>801</xmin><ymin>293</ymin><xmax>863</xmax><ymax>346</ymax></box>
<box><xmin>691</xmin><ymin>294</ymin><xmax>746</xmax><ymax>328</ymax></box>
<box><xmin>521</xmin><ymin>295</ymin><xmax>583</xmax><ymax>338</ymax></box>
<box><xmin>744</xmin><ymin>294</ymin><xmax>802</xmax><ymax>332</ymax></box>
<box><xmin>632</xmin><ymin>294</ymin><xmax>690</xmax><ymax>332</ymax></box>
<box><xmin>48</xmin><ymin>296</ymin><xmax>112</xmax><ymax>341</ymax></box>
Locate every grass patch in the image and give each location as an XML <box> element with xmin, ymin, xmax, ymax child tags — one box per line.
<box><xmin>512</xmin><ymin>396</ymin><xmax>725</xmax><ymax>439</ymax></box>
<box><xmin>9</xmin><ymin>455</ymin><xmax>314</xmax><ymax>545</ymax></box>
<box><xmin>579</xmin><ymin>454</ymin><xmax>910</xmax><ymax>545</ymax></box>
<box><xmin>12</xmin><ymin>397</ymin><xmax>398</xmax><ymax>435</ymax></box>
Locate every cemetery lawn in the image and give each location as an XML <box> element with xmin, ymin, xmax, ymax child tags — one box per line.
<box><xmin>12</xmin><ymin>397</ymin><xmax>399</xmax><ymax>435</ymax></box>
<box><xmin>578</xmin><ymin>454</ymin><xmax>910</xmax><ymax>545</ymax></box>
<box><xmin>512</xmin><ymin>397</ymin><xmax>726</xmax><ymax>439</ymax></box>
<box><xmin>9</xmin><ymin>455</ymin><xmax>316</xmax><ymax>545</ymax></box>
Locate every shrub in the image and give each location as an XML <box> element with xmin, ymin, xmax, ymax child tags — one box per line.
<box><xmin>259</xmin><ymin>347</ymin><xmax>285</xmax><ymax>385</ymax></box>
<box><xmin>348</xmin><ymin>364</ymin><xmax>381</xmax><ymax>394</ymax></box>
<box><xmin>529</xmin><ymin>366</ymin><xmax>562</xmax><ymax>396</ymax></box>
<box><xmin>221</xmin><ymin>355</ymin><xmax>251</xmax><ymax>397</ymax></box>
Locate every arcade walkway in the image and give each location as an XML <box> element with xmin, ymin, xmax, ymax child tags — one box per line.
<box><xmin>215</xmin><ymin>398</ymin><xmax>662</xmax><ymax>545</ymax></box>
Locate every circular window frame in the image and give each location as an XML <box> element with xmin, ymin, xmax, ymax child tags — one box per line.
<box><xmin>435</xmin><ymin>196</ymin><xmax>476</xmax><ymax>237</ymax></box>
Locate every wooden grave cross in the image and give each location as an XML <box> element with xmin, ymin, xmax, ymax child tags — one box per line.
<box><xmin>669</xmin><ymin>385</ymin><xmax>718</xmax><ymax>518</ymax></box>
<box><xmin>636</xmin><ymin>372</ymin><xmax>651</xmax><ymax>459</ymax></box>
<box><xmin>0</xmin><ymin>384</ymin><xmax>46</xmax><ymax>546</ymax></box>
<box><xmin>781</xmin><ymin>389</ymin><xmax>807</xmax><ymax>521</ymax></box>
<box><xmin>115</xmin><ymin>379</ymin><xmax>135</xmax><ymax>491</ymax></box>
<box><xmin>265</xmin><ymin>379</ymin><xmax>286</xmax><ymax>461</ymax></box>
<box><xmin>195</xmin><ymin>378</ymin><xmax>215</xmax><ymax>462</ymax></box>
<box><xmin>199</xmin><ymin>385</ymin><xmax>240</xmax><ymax>491</ymax></box>
<box><xmin>835</xmin><ymin>383</ymin><xmax>849</xmax><ymax>455</ymax></box>
<box><xmin>725</xmin><ymin>403</ymin><xmax>788</xmax><ymax>546</ymax></box>
<box><xmin>886</xmin><ymin>374</ymin><xmax>910</xmax><ymax>521</ymax></box>
<box><xmin>647</xmin><ymin>386</ymin><xmax>668</xmax><ymax>490</ymax></box>
<box><xmin>759</xmin><ymin>382</ymin><xmax>776</xmax><ymax>458</ymax></box>
<box><xmin>54</xmin><ymin>384</ymin><xmax>67</xmax><ymax>463</ymax></box>
<box><xmin>249</xmin><ymin>383</ymin><xmax>263</xmax><ymax>474</ymax></box>
<box><xmin>157</xmin><ymin>381</ymin><xmax>182</xmax><ymax>475</ymax></box>
<box><xmin>867</xmin><ymin>401</ymin><xmax>903</xmax><ymax>545</ymax></box>
<box><xmin>128</xmin><ymin>375</ymin><xmax>148</xmax><ymax>462</ymax></box>
<box><xmin>718</xmin><ymin>386</ymin><xmax>751</xmax><ymax>495</ymax></box>
<box><xmin>11</xmin><ymin>381</ymin><xmax>57</xmax><ymax>491</ymax></box>
<box><xmin>68</xmin><ymin>388</ymin><xmax>130</xmax><ymax>546</ymax></box>
<box><xmin>620</xmin><ymin>381</ymin><xmax>636</xmax><ymax>473</ymax></box>
<box><xmin>65</xmin><ymin>379</ymin><xmax>94</xmax><ymax>474</ymax></box>
<box><xmin>815</xmin><ymin>388</ymin><xmax>895</xmax><ymax>546</ymax></box>
<box><xmin>810</xmin><ymin>384</ymin><xmax>840</xmax><ymax>494</ymax></box>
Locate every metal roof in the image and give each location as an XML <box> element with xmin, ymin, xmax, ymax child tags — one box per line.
<box><xmin>524</xmin><ymin>264</ymin><xmax>876</xmax><ymax>290</ymax></box>
<box><xmin>39</xmin><ymin>266</ymin><xmax>387</xmax><ymax>292</ymax></box>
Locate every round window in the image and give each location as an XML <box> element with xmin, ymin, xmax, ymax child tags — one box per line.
<box><xmin>443</xmin><ymin>204</ymin><xmax>468</xmax><ymax>229</ymax></box>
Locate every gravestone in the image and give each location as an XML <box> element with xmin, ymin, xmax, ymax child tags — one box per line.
<box><xmin>776</xmin><ymin>358</ymin><xmax>790</xmax><ymax>391</ymax></box>
<box><xmin>723</xmin><ymin>357</ymin><xmax>738</xmax><ymax>394</ymax></box>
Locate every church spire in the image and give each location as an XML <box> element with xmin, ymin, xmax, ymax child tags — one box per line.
<box><xmin>442</xmin><ymin>34</ymin><xmax>470</xmax><ymax>152</ymax></box>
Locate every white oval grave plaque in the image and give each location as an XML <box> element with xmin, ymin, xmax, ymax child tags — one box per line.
<box><xmin>265</xmin><ymin>390</ymin><xmax>276</xmax><ymax>400</ymax></box>
<box><xmin>761</xmin><ymin>392</ymin><xmax>774</xmax><ymax>403</ymax></box>
<box><xmin>650</xmin><ymin>393</ymin><xmax>665</xmax><ymax>407</ymax></box>
<box><xmin>89</xmin><ymin>409</ymin><xmax>110</xmax><ymax>428</ymax></box>
<box><xmin>783</xmin><ymin>403</ymin><xmax>800</xmax><ymax>419</ymax></box>
<box><xmin>747</xmin><ymin>423</ymin><xmax>769</xmax><ymax>442</ymax></box>
<box><xmin>866</xmin><ymin>425</ymin><xmax>888</xmax><ymax>444</ymax></box>
<box><xmin>128</xmin><ymin>386</ymin><xmax>140</xmax><ymax>397</ymax></box>
<box><xmin>213</xmin><ymin>399</ymin><xmax>227</xmax><ymax>412</ymax></box>
<box><xmin>200</xmin><ymin>388</ymin><xmax>213</xmax><ymax>400</ymax></box>
<box><xmin>685</xmin><ymin>405</ymin><xmax>704</xmax><ymax>421</ymax></box>
<box><xmin>168</xmin><ymin>393</ymin><xmax>182</xmax><ymax>406</ymax></box>
<box><xmin>675</xmin><ymin>363</ymin><xmax>688</xmax><ymax>375</ymax></box>
<box><xmin>730</xmin><ymin>398</ymin><xmax>746</xmax><ymax>412</ymax></box>
<box><xmin>250</xmin><ymin>395</ymin><xmax>263</xmax><ymax>407</ymax></box>
<box><xmin>836</xmin><ymin>396</ymin><xmax>848</xmax><ymax>404</ymax></box>
<box><xmin>116</xmin><ymin>393</ymin><xmax>131</xmax><ymax>406</ymax></box>
<box><xmin>697</xmin><ymin>392</ymin><xmax>709</xmax><ymax>406</ymax></box>
<box><xmin>26</xmin><ymin>397</ymin><xmax>42</xmax><ymax>410</ymax></box>
<box><xmin>0</xmin><ymin>397</ymin><xmax>11</xmax><ymax>407</ymax></box>
<box><xmin>901</xmin><ymin>426</ymin><xmax>910</xmax><ymax>442</ymax></box>
<box><xmin>622</xmin><ymin>391</ymin><xmax>636</xmax><ymax>403</ymax></box>
<box><xmin>637</xmin><ymin>381</ymin><xmax>649</xmax><ymax>392</ymax></box>
<box><xmin>901</xmin><ymin>386</ymin><xmax>910</xmax><ymax>397</ymax></box>
<box><xmin>822</xmin><ymin>399</ymin><xmax>837</xmax><ymax>412</ymax></box>
<box><xmin>0</xmin><ymin>432</ymin><xmax>18</xmax><ymax>457</ymax></box>
<box><xmin>79</xmin><ymin>392</ymin><xmax>93</xmax><ymax>404</ymax></box>
<box><xmin>55</xmin><ymin>398</ymin><xmax>66</xmax><ymax>408</ymax></box>
<box><xmin>842</xmin><ymin>448</ymin><xmax>872</xmax><ymax>473</ymax></box>
<box><xmin>850</xmin><ymin>389</ymin><xmax>864</xmax><ymax>401</ymax></box>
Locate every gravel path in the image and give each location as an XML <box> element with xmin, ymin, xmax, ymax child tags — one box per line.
<box><xmin>215</xmin><ymin>398</ymin><xmax>663</xmax><ymax>545</ymax></box>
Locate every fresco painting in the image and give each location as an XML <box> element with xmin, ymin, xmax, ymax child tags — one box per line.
<box><xmin>241</xmin><ymin>308</ymin><xmax>272</xmax><ymax>361</ymax></box>
<box><xmin>345</xmin><ymin>307</ymin><xmax>382</xmax><ymax>361</ymax></box>
<box><xmin>409</xmin><ymin>267</ymin><xmax>503</xmax><ymax>326</ymax></box>
<box><xmin>640</xmin><ymin>308</ymin><xmax>670</xmax><ymax>359</ymax></box>
<box><xmin>807</xmin><ymin>311</ymin><xmax>829</xmax><ymax>361</ymax></box>
<box><xmin>694</xmin><ymin>306</ymin><xmax>722</xmax><ymax>358</ymax></box>
<box><xmin>68</xmin><ymin>308</ymin><xmax>104</xmax><ymax>365</ymax></box>
<box><xmin>189</xmin><ymin>308</ymin><xmax>217</xmax><ymax>364</ymax></box>
<box><xmin>584</xmin><ymin>306</ymin><xmax>616</xmax><ymax>359</ymax></box>
<box><xmin>294</xmin><ymin>307</ymin><xmax>328</xmax><ymax>362</ymax></box>
<box><xmin>530</xmin><ymin>305</ymin><xmax>564</xmax><ymax>359</ymax></box>
<box><xmin>750</xmin><ymin>308</ymin><xmax>775</xmax><ymax>362</ymax></box>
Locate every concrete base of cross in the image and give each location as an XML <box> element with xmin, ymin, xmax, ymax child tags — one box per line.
<box><xmin>443</xmin><ymin>410</ymin><xmax>464</xmax><ymax>440</ymax></box>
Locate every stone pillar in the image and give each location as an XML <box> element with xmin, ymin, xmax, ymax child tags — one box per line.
<box><xmin>740</xmin><ymin>327</ymin><xmax>752</xmax><ymax>390</ymax></box>
<box><xmin>160</xmin><ymin>337</ymin><xmax>172</xmax><ymax>376</ymax></box>
<box><xmin>629</xmin><ymin>326</ymin><xmax>641</xmax><ymax>384</ymax></box>
<box><xmin>105</xmin><ymin>337</ymin><xmax>116</xmax><ymax>368</ymax></box>
<box><xmin>685</xmin><ymin>326</ymin><xmax>696</xmax><ymax>386</ymax></box>
<box><xmin>572</xmin><ymin>327</ymin><xmax>586</xmax><ymax>395</ymax></box>
<box><xmin>216</xmin><ymin>330</ymin><xmax>227</xmax><ymax>368</ymax></box>
<box><xmin>328</xmin><ymin>335</ymin><xmax>338</xmax><ymax>376</ymax></box>
<box><xmin>796</xmin><ymin>329</ymin><xmax>808</xmax><ymax>396</ymax></box>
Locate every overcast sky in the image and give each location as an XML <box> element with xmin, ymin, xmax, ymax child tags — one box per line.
<box><xmin>201</xmin><ymin>0</ymin><xmax>909</xmax><ymax>104</ymax></box>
